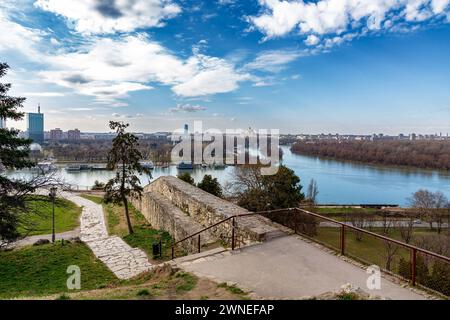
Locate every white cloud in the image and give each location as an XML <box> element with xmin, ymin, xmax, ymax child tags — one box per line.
<box><xmin>169</xmin><ymin>104</ymin><xmax>207</xmax><ymax>113</ymax></box>
<box><xmin>172</xmin><ymin>55</ymin><xmax>250</xmax><ymax>96</ymax></box>
<box><xmin>34</xmin><ymin>0</ymin><xmax>181</xmax><ymax>34</ymax></box>
<box><xmin>24</xmin><ymin>92</ymin><xmax>66</xmax><ymax>97</ymax></box>
<box><xmin>305</xmin><ymin>34</ymin><xmax>320</xmax><ymax>46</ymax></box>
<box><xmin>0</xmin><ymin>9</ymin><xmax>45</xmax><ymax>60</ymax></box>
<box><xmin>245</xmin><ymin>50</ymin><xmax>303</xmax><ymax>72</ymax></box>
<box><xmin>250</xmin><ymin>0</ymin><xmax>450</xmax><ymax>43</ymax></box>
<box><xmin>38</xmin><ymin>35</ymin><xmax>248</xmax><ymax>100</ymax></box>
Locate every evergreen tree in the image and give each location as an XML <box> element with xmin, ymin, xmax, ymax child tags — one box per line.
<box><xmin>0</xmin><ymin>63</ymin><xmax>35</xmax><ymax>243</ymax></box>
<box><xmin>177</xmin><ymin>172</ymin><xmax>194</xmax><ymax>185</ymax></box>
<box><xmin>197</xmin><ymin>174</ymin><xmax>223</xmax><ymax>198</ymax></box>
<box><xmin>104</xmin><ymin>121</ymin><xmax>150</xmax><ymax>235</ymax></box>
<box><xmin>235</xmin><ymin>165</ymin><xmax>305</xmax><ymax>212</ymax></box>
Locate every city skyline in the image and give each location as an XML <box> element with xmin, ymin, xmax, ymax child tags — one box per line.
<box><xmin>1</xmin><ymin>0</ymin><xmax>450</xmax><ymax>134</ymax></box>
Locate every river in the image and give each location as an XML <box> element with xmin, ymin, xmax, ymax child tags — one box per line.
<box><xmin>5</xmin><ymin>146</ymin><xmax>450</xmax><ymax>206</ymax></box>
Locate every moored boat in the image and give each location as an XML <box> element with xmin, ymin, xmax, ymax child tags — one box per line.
<box><xmin>176</xmin><ymin>162</ymin><xmax>194</xmax><ymax>170</ymax></box>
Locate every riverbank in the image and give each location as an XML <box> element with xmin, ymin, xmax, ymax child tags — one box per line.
<box><xmin>291</xmin><ymin>140</ymin><xmax>450</xmax><ymax>171</ymax></box>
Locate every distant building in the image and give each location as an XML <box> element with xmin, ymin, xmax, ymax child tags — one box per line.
<box><xmin>0</xmin><ymin>117</ymin><xmax>5</xmax><ymax>129</ymax></box>
<box><xmin>50</xmin><ymin>128</ymin><xmax>63</xmax><ymax>140</ymax></box>
<box><xmin>184</xmin><ymin>124</ymin><xmax>189</xmax><ymax>136</ymax></box>
<box><xmin>26</xmin><ymin>105</ymin><xmax>44</xmax><ymax>144</ymax></box>
<box><xmin>68</xmin><ymin>129</ymin><xmax>81</xmax><ymax>141</ymax></box>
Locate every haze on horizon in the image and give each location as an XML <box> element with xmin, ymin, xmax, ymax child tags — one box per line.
<box><xmin>1</xmin><ymin>0</ymin><xmax>450</xmax><ymax>135</ymax></box>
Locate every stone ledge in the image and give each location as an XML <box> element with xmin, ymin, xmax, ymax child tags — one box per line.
<box><xmin>146</xmin><ymin>176</ymin><xmax>281</xmax><ymax>242</ymax></box>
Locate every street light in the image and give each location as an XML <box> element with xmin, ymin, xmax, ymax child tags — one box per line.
<box><xmin>49</xmin><ymin>186</ymin><xmax>57</xmax><ymax>243</ymax></box>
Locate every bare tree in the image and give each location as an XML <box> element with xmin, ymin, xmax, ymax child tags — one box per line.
<box><xmin>348</xmin><ymin>212</ymin><xmax>367</xmax><ymax>241</ymax></box>
<box><xmin>306</xmin><ymin>179</ymin><xmax>319</xmax><ymax>206</ymax></box>
<box><xmin>383</xmin><ymin>219</ymin><xmax>399</xmax><ymax>271</ymax></box>
<box><xmin>379</xmin><ymin>211</ymin><xmax>394</xmax><ymax>235</ymax></box>
<box><xmin>433</xmin><ymin>191</ymin><xmax>448</xmax><ymax>234</ymax></box>
<box><xmin>397</xmin><ymin>212</ymin><xmax>415</xmax><ymax>244</ymax></box>
<box><xmin>408</xmin><ymin>189</ymin><xmax>436</xmax><ymax>230</ymax></box>
<box><xmin>384</xmin><ymin>241</ymin><xmax>399</xmax><ymax>271</ymax></box>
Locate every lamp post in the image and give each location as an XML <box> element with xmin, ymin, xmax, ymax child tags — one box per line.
<box><xmin>49</xmin><ymin>186</ymin><xmax>57</xmax><ymax>243</ymax></box>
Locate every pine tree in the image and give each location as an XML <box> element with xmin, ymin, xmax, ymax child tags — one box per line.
<box><xmin>0</xmin><ymin>63</ymin><xmax>35</xmax><ymax>243</ymax></box>
<box><xmin>104</xmin><ymin>121</ymin><xmax>150</xmax><ymax>234</ymax></box>
<box><xmin>197</xmin><ymin>174</ymin><xmax>223</xmax><ymax>197</ymax></box>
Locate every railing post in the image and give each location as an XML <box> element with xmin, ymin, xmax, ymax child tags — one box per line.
<box><xmin>411</xmin><ymin>248</ymin><xmax>417</xmax><ymax>286</ymax></box>
<box><xmin>231</xmin><ymin>217</ymin><xmax>236</xmax><ymax>250</ymax></box>
<box><xmin>198</xmin><ymin>234</ymin><xmax>201</xmax><ymax>253</ymax></box>
<box><xmin>340</xmin><ymin>225</ymin><xmax>346</xmax><ymax>256</ymax></box>
<box><xmin>171</xmin><ymin>241</ymin><xmax>175</xmax><ymax>260</ymax></box>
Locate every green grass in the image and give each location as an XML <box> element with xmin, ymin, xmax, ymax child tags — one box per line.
<box><xmin>123</xmin><ymin>226</ymin><xmax>173</xmax><ymax>260</ymax></box>
<box><xmin>136</xmin><ymin>289</ymin><xmax>151</xmax><ymax>297</ymax></box>
<box><xmin>314</xmin><ymin>227</ymin><xmax>437</xmax><ymax>272</ymax></box>
<box><xmin>337</xmin><ymin>292</ymin><xmax>359</xmax><ymax>300</ymax></box>
<box><xmin>174</xmin><ymin>272</ymin><xmax>197</xmax><ymax>293</ymax></box>
<box><xmin>313</xmin><ymin>207</ymin><xmax>377</xmax><ymax>215</ymax></box>
<box><xmin>218</xmin><ymin>283</ymin><xmax>245</xmax><ymax>295</ymax></box>
<box><xmin>18</xmin><ymin>196</ymin><xmax>82</xmax><ymax>236</ymax></box>
<box><xmin>0</xmin><ymin>242</ymin><xmax>117</xmax><ymax>298</ymax></box>
<box><xmin>79</xmin><ymin>194</ymin><xmax>104</xmax><ymax>205</ymax></box>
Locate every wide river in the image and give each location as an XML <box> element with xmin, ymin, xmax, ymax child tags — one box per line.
<box><xmin>6</xmin><ymin>146</ymin><xmax>450</xmax><ymax>206</ymax></box>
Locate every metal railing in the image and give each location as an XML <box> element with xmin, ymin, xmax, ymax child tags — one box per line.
<box><xmin>169</xmin><ymin>207</ymin><xmax>450</xmax><ymax>297</ymax></box>
<box><xmin>169</xmin><ymin>208</ymin><xmax>291</xmax><ymax>259</ymax></box>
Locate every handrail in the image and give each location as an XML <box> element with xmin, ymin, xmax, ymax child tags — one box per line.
<box><xmin>295</xmin><ymin>208</ymin><xmax>450</xmax><ymax>263</ymax></box>
<box><xmin>169</xmin><ymin>206</ymin><xmax>450</xmax><ymax>295</ymax></box>
<box><xmin>170</xmin><ymin>207</ymin><xmax>450</xmax><ymax>263</ymax></box>
<box><xmin>171</xmin><ymin>208</ymin><xmax>293</xmax><ymax>247</ymax></box>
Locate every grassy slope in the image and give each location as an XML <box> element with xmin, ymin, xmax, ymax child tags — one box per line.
<box><xmin>0</xmin><ymin>242</ymin><xmax>117</xmax><ymax>298</ymax></box>
<box><xmin>0</xmin><ymin>243</ymin><xmax>247</xmax><ymax>300</ymax></box>
<box><xmin>314</xmin><ymin>227</ymin><xmax>439</xmax><ymax>271</ymax></box>
<box><xmin>18</xmin><ymin>196</ymin><xmax>82</xmax><ymax>236</ymax></box>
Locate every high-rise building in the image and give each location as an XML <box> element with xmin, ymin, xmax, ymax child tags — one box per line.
<box><xmin>68</xmin><ymin>129</ymin><xmax>81</xmax><ymax>140</ymax></box>
<box><xmin>26</xmin><ymin>105</ymin><xmax>44</xmax><ymax>144</ymax></box>
<box><xmin>50</xmin><ymin>128</ymin><xmax>63</xmax><ymax>140</ymax></box>
<box><xmin>184</xmin><ymin>124</ymin><xmax>189</xmax><ymax>136</ymax></box>
<box><xmin>0</xmin><ymin>117</ymin><xmax>5</xmax><ymax>129</ymax></box>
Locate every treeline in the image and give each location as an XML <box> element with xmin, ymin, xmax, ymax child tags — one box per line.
<box><xmin>41</xmin><ymin>139</ymin><xmax>172</xmax><ymax>163</ymax></box>
<box><xmin>291</xmin><ymin>140</ymin><xmax>450</xmax><ymax>170</ymax></box>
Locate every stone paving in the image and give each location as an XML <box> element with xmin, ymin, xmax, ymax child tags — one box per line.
<box><xmin>180</xmin><ymin>235</ymin><xmax>431</xmax><ymax>300</ymax></box>
<box><xmin>63</xmin><ymin>193</ymin><xmax>152</xmax><ymax>280</ymax></box>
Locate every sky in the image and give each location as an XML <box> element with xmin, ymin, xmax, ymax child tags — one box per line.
<box><xmin>1</xmin><ymin>0</ymin><xmax>450</xmax><ymax>134</ymax></box>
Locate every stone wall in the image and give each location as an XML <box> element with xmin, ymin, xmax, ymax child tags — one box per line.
<box><xmin>130</xmin><ymin>190</ymin><xmax>215</xmax><ymax>253</ymax></box>
<box><xmin>135</xmin><ymin>176</ymin><xmax>280</xmax><ymax>252</ymax></box>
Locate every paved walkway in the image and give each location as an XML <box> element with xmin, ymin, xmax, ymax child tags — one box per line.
<box><xmin>8</xmin><ymin>228</ymin><xmax>80</xmax><ymax>248</ymax></box>
<box><xmin>63</xmin><ymin>193</ymin><xmax>152</xmax><ymax>280</ymax></box>
<box><xmin>180</xmin><ymin>235</ymin><xmax>428</xmax><ymax>300</ymax></box>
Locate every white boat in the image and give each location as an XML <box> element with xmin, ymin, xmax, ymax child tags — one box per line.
<box><xmin>34</xmin><ymin>161</ymin><xmax>57</xmax><ymax>172</ymax></box>
<box><xmin>139</xmin><ymin>160</ymin><xmax>154</xmax><ymax>170</ymax></box>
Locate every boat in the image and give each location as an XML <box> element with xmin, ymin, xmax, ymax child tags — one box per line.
<box><xmin>91</xmin><ymin>164</ymin><xmax>109</xmax><ymax>171</ymax></box>
<box><xmin>65</xmin><ymin>164</ymin><xmax>81</xmax><ymax>172</ymax></box>
<box><xmin>176</xmin><ymin>162</ymin><xmax>194</xmax><ymax>170</ymax></box>
<box><xmin>33</xmin><ymin>161</ymin><xmax>57</xmax><ymax>173</ymax></box>
<box><xmin>139</xmin><ymin>160</ymin><xmax>154</xmax><ymax>170</ymax></box>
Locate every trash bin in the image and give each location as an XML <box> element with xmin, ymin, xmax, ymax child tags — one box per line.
<box><xmin>152</xmin><ymin>242</ymin><xmax>160</xmax><ymax>258</ymax></box>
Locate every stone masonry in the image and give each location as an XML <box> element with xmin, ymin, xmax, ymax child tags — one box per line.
<box><xmin>131</xmin><ymin>176</ymin><xmax>282</xmax><ymax>252</ymax></box>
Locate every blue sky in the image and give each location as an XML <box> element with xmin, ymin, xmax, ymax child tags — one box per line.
<box><xmin>1</xmin><ymin>0</ymin><xmax>450</xmax><ymax>134</ymax></box>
